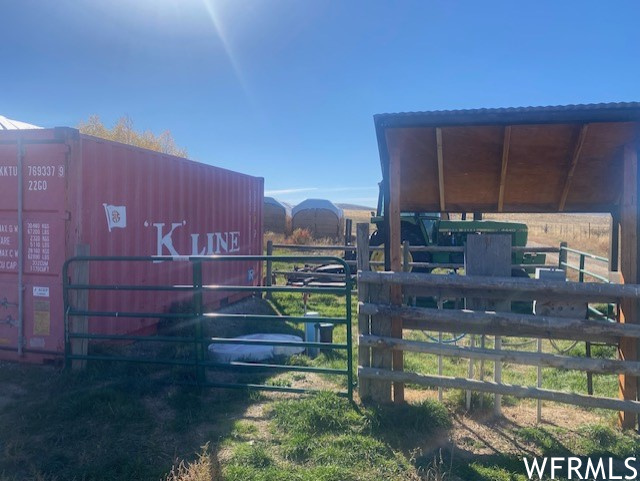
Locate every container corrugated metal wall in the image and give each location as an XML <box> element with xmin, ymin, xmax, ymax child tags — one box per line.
<box><xmin>0</xmin><ymin>127</ymin><xmax>263</xmax><ymax>362</ymax></box>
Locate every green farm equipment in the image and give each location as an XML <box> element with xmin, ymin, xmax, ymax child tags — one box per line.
<box><xmin>369</xmin><ymin>186</ymin><xmax>544</xmax><ymax>275</ymax></box>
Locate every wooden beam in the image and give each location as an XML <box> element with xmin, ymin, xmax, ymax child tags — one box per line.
<box><xmin>610</xmin><ymin>208</ymin><xmax>621</xmax><ymax>272</ymax></box>
<box><xmin>360</xmin><ymin>334</ymin><xmax>640</xmax><ymax>376</ymax></box>
<box><xmin>356</xmin><ymin>223</ymin><xmax>371</xmax><ymax>400</ymax></box>
<box><xmin>436</xmin><ymin>128</ymin><xmax>445</xmax><ymax>211</ymax></box>
<box><xmin>359</xmin><ymin>367</ymin><xmax>640</xmax><ymax>414</ymax></box>
<box><xmin>619</xmin><ymin>142</ymin><xmax>639</xmax><ymax>429</ymax></box>
<box><xmin>357</xmin><ymin>270</ymin><xmax>640</xmax><ymax>303</ymax></box>
<box><xmin>358</xmin><ymin>302</ymin><xmax>640</xmax><ymax>343</ymax></box>
<box><xmin>497</xmin><ymin>126</ymin><xmax>511</xmax><ymax>212</ymax></box>
<box><xmin>558</xmin><ymin>124</ymin><xmax>589</xmax><ymax>212</ymax></box>
<box><xmin>389</xmin><ymin>152</ymin><xmax>402</xmax><ymax>272</ymax></box>
<box><xmin>388</xmin><ymin>147</ymin><xmax>404</xmax><ymax>403</ymax></box>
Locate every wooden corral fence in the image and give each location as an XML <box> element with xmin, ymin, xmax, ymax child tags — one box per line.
<box><xmin>355</xmin><ymin>224</ymin><xmax>640</xmax><ymax>422</ymax></box>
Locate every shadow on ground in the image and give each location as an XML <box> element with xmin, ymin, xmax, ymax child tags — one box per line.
<box><xmin>0</xmin><ymin>296</ymin><xmax>302</xmax><ymax>481</ymax></box>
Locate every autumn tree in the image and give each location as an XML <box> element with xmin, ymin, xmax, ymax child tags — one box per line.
<box><xmin>78</xmin><ymin>115</ymin><xmax>188</xmax><ymax>158</ymax></box>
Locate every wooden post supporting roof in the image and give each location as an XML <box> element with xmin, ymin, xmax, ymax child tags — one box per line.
<box><xmin>436</xmin><ymin>128</ymin><xmax>445</xmax><ymax>212</ymax></box>
<box><xmin>389</xmin><ymin>148</ymin><xmax>404</xmax><ymax>403</ymax></box>
<box><xmin>497</xmin><ymin>126</ymin><xmax>511</xmax><ymax>212</ymax></box>
<box><xmin>619</xmin><ymin>142</ymin><xmax>640</xmax><ymax>429</ymax></box>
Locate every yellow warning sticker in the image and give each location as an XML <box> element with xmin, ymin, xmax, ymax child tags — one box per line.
<box><xmin>33</xmin><ymin>300</ymin><xmax>50</xmax><ymax>336</ymax></box>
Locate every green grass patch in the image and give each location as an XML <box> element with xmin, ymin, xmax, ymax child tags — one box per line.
<box><xmin>516</xmin><ymin>426</ymin><xmax>570</xmax><ymax>456</ymax></box>
<box><xmin>230</xmin><ymin>442</ymin><xmax>274</xmax><ymax>468</ymax></box>
<box><xmin>223</xmin><ymin>464</ymin><xmax>360</xmax><ymax>481</ymax></box>
<box><xmin>268</xmin><ymin>392</ymin><xmax>422</xmax><ymax>480</ymax></box>
<box><xmin>458</xmin><ymin>458</ymin><xmax>530</xmax><ymax>481</ymax></box>
<box><xmin>575</xmin><ymin>424</ymin><xmax>640</xmax><ymax>458</ymax></box>
<box><xmin>367</xmin><ymin>398</ymin><xmax>451</xmax><ymax>435</ymax></box>
<box><xmin>271</xmin><ymin>391</ymin><xmax>367</xmax><ymax>435</ymax></box>
<box><xmin>230</xmin><ymin>420</ymin><xmax>258</xmax><ymax>439</ymax></box>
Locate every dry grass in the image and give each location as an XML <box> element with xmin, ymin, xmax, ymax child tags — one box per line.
<box><xmin>343</xmin><ymin>208</ymin><xmax>374</xmax><ymax>227</ymax></box>
<box><xmin>482</xmin><ymin>213</ymin><xmax>611</xmax><ymax>257</ymax></box>
<box><xmin>165</xmin><ymin>444</ymin><xmax>218</xmax><ymax>481</ymax></box>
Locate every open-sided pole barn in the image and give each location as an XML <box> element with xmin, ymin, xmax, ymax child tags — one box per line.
<box><xmin>372</xmin><ymin>103</ymin><xmax>640</xmax><ymax>427</ymax></box>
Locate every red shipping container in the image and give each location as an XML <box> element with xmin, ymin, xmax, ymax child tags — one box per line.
<box><xmin>0</xmin><ymin>127</ymin><xmax>263</xmax><ymax>363</ymax></box>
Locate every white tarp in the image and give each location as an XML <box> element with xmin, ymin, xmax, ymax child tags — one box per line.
<box><xmin>208</xmin><ymin>333</ymin><xmax>304</xmax><ymax>362</ymax></box>
<box><xmin>264</xmin><ymin>196</ymin><xmax>292</xmax><ymax>215</ymax></box>
<box><xmin>0</xmin><ymin>115</ymin><xmax>42</xmax><ymax>130</ymax></box>
<box><xmin>292</xmin><ymin>198</ymin><xmax>343</xmax><ymax>218</ymax></box>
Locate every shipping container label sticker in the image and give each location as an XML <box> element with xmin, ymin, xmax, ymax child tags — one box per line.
<box><xmin>0</xmin><ymin>221</ymin><xmax>19</xmax><ymax>272</ymax></box>
<box><xmin>33</xmin><ymin>300</ymin><xmax>50</xmax><ymax>336</ymax></box>
<box><xmin>33</xmin><ymin>286</ymin><xmax>49</xmax><ymax>297</ymax></box>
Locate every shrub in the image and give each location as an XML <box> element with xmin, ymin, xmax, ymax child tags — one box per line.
<box><xmin>290</xmin><ymin>228</ymin><xmax>313</xmax><ymax>245</ymax></box>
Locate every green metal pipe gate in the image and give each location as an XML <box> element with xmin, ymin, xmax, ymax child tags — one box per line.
<box><xmin>62</xmin><ymin>255</ymin><xmax>353</xmax><ymax>399</ymax></box>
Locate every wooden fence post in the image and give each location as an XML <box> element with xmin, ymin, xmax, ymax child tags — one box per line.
<box><xmin>345</xmin><ymin>219</ymin><xmax>353</xmax><ymax>259</ymax></box>
<box><xmin>465</xmin><ymin>234</ymin><xmax>511</xmax><ymax>416</ymax></box>
<box><xmin>610</xmin><ymin>208</ymin><xmax>620</xmax><ymax>273</ymax></box>
<box><xmin>559</xmin><ymin>241</ymin><xmax>568</xmax><ymax>272</ymax></box>
<box><xmin>266</xmin><ymin>240</ymin><xmax>273</xmax><ymax>300</ymax></box>
<box><xmin>388</xmin><ymin>150</ymin><xmax>404</xmax><ymax>403</ymax></box>
<box><xmin>402</xmin><ymin>241</ymin><xmax>411</xmax><ymax>306</ymax></box>
<box><xmin>370</xmin><ymin>282</ymin><xmax>393</xmax><ymax>403</ymax></box>
<box><xmin>619</xmin><ymin>143</ymin><xmax>639</xmax><ymax>430</ymax></box>
<box><xmin>356</xmin><ymin>223</ymin><xmax>371</xmax><ymax>400</ymax></box>
<box><xmin>70</xmin><ymin>244</ymin><xmax>89</xmax><ymax>370</ymax></box>
<box><xmin>402</xmin><ymin>241</ymin><xmax>410</xmax><ymax>272</ymax></box>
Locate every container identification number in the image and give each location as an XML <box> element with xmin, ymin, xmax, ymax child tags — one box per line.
<box><xmin>27</xmin><ymin>165</ymin><xmax>64</xmax><ymax>177</ymax></box>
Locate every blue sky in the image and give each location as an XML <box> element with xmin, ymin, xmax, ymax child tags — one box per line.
<box><xmin>2</xmin><ymin>0</ymin><xmax>639</xmax><ymax>207</ymax></box>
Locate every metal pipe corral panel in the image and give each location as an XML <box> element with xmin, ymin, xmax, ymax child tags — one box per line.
<box><xmin>0</xmin><ymin>127</ymin><xmax>264</xmax><ymax>362</ymax></box>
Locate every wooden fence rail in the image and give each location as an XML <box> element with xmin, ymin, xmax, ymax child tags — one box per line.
<box><xmin>358</xmin><ymin>270</ymin><xmax>640</xmax><ymax>302</ymax></box>
<box><xmin>359</xmin><ymin>302</ymin><xmax>638</xmax><ymax>343</ymax></box>
<box><xmin>360</xmin><ymin>334</ymin><xmax>640</xmax><ymax>376</ymax></box>
<box><xmin>359</xmin><ymin>367</ymin><xmax>640</xmax><ymax>414</ymax></box>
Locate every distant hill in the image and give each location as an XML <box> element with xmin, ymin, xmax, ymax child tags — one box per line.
<box><xmin>336</xmin><ymin>203</ymin><xmax>374</xmax><ymax>211</ymax></box>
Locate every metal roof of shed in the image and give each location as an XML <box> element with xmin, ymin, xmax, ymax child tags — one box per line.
<box><xmin>374</xmin><ymin>102</ymin><xmax>640</xmax><ymax>214</ymax></box>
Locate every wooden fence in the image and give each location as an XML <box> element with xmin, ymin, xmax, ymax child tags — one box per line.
<box><xmin>355</xmin><ymin>224</ymin><xmax>640</xmax><ymax>421</ymax></box>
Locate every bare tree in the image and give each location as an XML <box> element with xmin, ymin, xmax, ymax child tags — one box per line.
<box><xmin>78</xmin><ymin>115</ymin><xmax>188</xmax><ymax>158</ymax></box>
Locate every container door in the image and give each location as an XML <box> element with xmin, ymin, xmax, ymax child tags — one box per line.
<box><xmin>0</xmin><ymin>143</ymin><xmax>20</xmax><ymax>355</ymax></box>
<box><xmin>0</xmin><ymin>140</ymin><xmax>68</xmax><ymax>360</ymax></box>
